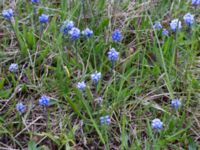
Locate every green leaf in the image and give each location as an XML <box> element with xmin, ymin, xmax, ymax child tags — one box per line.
<box><xmin>0</xmin><ymin>89</ymin><xmax>12</xmax><ymax>99</ymax></box>
<box><xmin>0</xmin><ymin>78</ymin><xmax>5</xmax><ymax>89</ymax></box>
<box><xmin>28</xmin><ymin>141</ymin><xmax>38</xmax><ymax>150</ymax></box>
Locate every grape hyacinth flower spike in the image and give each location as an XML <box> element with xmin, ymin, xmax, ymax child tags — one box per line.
<box><xmin>68</xmin><ymin>27</ymin><xmax>80</xmax><ymax>40</ymax></box>
<box><xmin>170</xmin><ymin>19</ymin><xmax>182</xmax><ymax>32</ymax></box>
<box><xmin>2</xmin><ymin>8</ymin><xmax>13</xmax><ymax>20</ymax></box>
<box><xmin>108</xmin><ymin>48</ymin><xmax>119</xmax><ymax>70</ymax></box>
<box><xmin>91</xmin><ymin>71</ymin><xmax>101</xmax><ymax>83</ymax></box>
<box><xmin>39</xmin><ymin>14</ymin><xmax>49</xmax><ymax>23</ymax></box>
<box><xmin>60</xmin><ymin>20</ymin><xmax>74</xmax><ymax>34</ymax></box>
<box><xmin>153</xmin><ymin>21</ymin><xmax>162</xmax><ymax>30</ymax></box>
<box><xmin>82</xmin><ymin>28</ymin><xmax>93</xmax><ymax>38</ymax></box>
<box><xmin>31</xmin><ymin>0</ymin><xmax>40</xmax><ymax>3</ymax></box>
<box><xmin>16</xmin><ymin>102</ymin><xmax>26</xmax><ymax>113</ymax></box>
<box><xmin>76</xmin><ymin>81</ymin><xmax>86</xmax><ymax>91</ymax></box>
<box><xmin>100</xmin><ymin>115</ymin><xmax>111</xmax><ymax>125</ymax></box>
<box><xmin>191</xmin><ymin>0</ymin><xmax>200</xmax><ymax>6</ymax></box>
<box><xmin>39</xmin><ymin>95</ymin><xmax>50</xmax><ymax>106</ymax></box>
<box><xmin>171</xmin><ymin>99</ymin><xmax>181</xmax><ymax>109</ymax></box>
<box><xmin>151</xmin><ymin>118</ymin><xmax>163</xmax><ymax>130</ymax></box>
<box><xmin>108</xmin><ymin>48</ymin><xmax>119</xmax><ymax>62</ymax></box>
<box><xmin>9</xmin><ymin>63</ymin><xmax>18</xmax><ymax>73</ymax></box>
<box><xmin>162</xmin><ymin>29</ymin><xmax>169</xmax><ymax>36</ymax></box>
<box><xmin>183</xmin><ymin>13</ymin><xmax>194</xmax><ymax>26</ymax></box>
<box><xmin>68</xmin><ymin>27</ymin><xmax>81</xmax><ymax>62</ymax></box>
<box><xmin>112</xmin><ymin>29</ymin><xmax>122</xmax><ymax>42</ymax></box>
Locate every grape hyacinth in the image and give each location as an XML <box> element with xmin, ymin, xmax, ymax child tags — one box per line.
<box><xmin>151</xmin><ymin>118</ymin><xmax>163</xmax><ymax>130</ymax></box>
<box><xmin>68</xmin><ymin>27</ymin><xmax>80</xmax><ymax>40</ymax></box>
<box><xmin>39</xmin><ymin>14</ymin><xmax>49</xmax><ymax>23</ymax></box>
<box><xmin>82</xmin><ymin>28</ymin><xmax>93</xmax><ymax>38</ymax></box>
<box><xmin>171</xmin><ymin>99</ymin><xmax>181</xmax><ymax>109</ymax></box>
<box><xmin>162</xmin><ymin>29</ymin><xmax>169</xmax><ymax>36</ymax></box>
<box><xmin>91</xmin><ymin>71</ymin><xmax>101</xmax><ymax>83</ymax></box>
<box><xmin>60</xmin><ymin>20</ymin><xmax>74</xmax><ymax>34</ymax></box>
<box><xmin>112</xmin><ymin>29</ymin><xmax>122</xmax><ymax>42</ymax></box>
<box><xmin>183</xmin><ymin>13</ymin><xmax>195</xmax><ymax>26</ymax></box>
<box><xmin>31</xmin><ymin>0</ymin><xmax>40</xmax><ymax>3</ymax></box>
<box><xmin>153</xmin><ymin>21</ymin><xmax>162</xmax><ymax>30</ymax></box>
<box><xmin>39</xmin><ymin>95</ymin><xmax>50</xmax><ymax>106</ymax></box>
<box><xmin>9</xmin><ymin>63</ymin><xmax>18</xmax><ymax>73</ymax></box>
<box><xmin>76</xmin><ymin>81</ymin><xmax>86</xmax><ymax>91</ymax></box>
<box><xmin>170</xmin><ymin>19</ymin><xmax>182</xmax><ymax>32</ymax></box>
<box><xmin>16</xmin><ymin>102</ymin><xmax>26</xmax><ymax>113</ymax></box>
<box><xmin>108</xmin><ymin>48</ymin><xmax>119</xmax><ymax>62</ymax></box>
<box><xmin>100</xmin><ymin>115</ymin><xmax>110</xmax><ymax>125</ymax></box>
<box><xmin>2</xmin><ymin>9</ymin><xmax>14</xmax><ymax>20</ymax></box>
<box><xmin>191</xmin><ymin>0</ymin><xmax>200</xmax><ymax>6</ymax></box>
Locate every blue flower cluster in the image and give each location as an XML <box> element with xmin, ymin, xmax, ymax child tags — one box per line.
<box><xmin>31</xmin><ymin>0</ymin><xmax>40</xmax><ymax>3</ymax></box>
<box><xmin>68</xmin><ymin>27</ymin><xmax>81</xmax><ymax>40</ymax></box>
<box><xmin>108</xmin><ymin>48</ymin><xmax>119</xmax><ymax>62</ymax></box>
<box><xmin>162</xmin><ymin>29</ymin><xmax>169</xmax><ymax>36</ymax></box>
<box><xmin>82</xmin><ymin>28</ymin><xmax>93</xmax><ymax>38</ymax></box>
<box><xmin>2</xmin><ymin>9</ymin><xmax>13</xmax><ymax>20</ymax></box>
<box><xmin>60</xmin><ymin>20</ymin><xmax>93</xmax><ymax>40</ymax></box>
<box><xmin>183</xmin><ymin>13</ymin><xmax>194</xmax><ymax>26</ymax></box>
<box><xmin>171</xmin><ymin>99</ymin><xmax>181</xmax><ymax>109</ymax></box>
<box><xmin>153</xmin><ymin>11</ymin><xmax>195</xmax><ymax>36</ymax></box>
<box><xmin>16</xmin><ymin>102</ymin><xmax>26</xmax><ymax>113</ymax></box>
<box><xmin>76</xmin><ymin>81</ymin><xmax>86</xmax><ymax>91</ymax></box>
<box><xmin>91</xmin><ymin>71</ymin><xmax>101</xmax><ymax>83</ymax></box>
<box><xmin>39</xmin><ymin>95</ymin><xmax>50</xmax><ymax>106</ymax></box>
<box><xmin>151</xmin><ymin>118</ymin><xmax>163</xmax><ymax>130</ymax></box>
<box><xmin>112</xmin><ymin>29</ymin><xmax>122</xmax><ymax>42</ymax></box>
<box><xmin>9</xmin><ymin>63</ymin><xmax>18</xmax><ymax>73</ymax></box>
<box><xmin>16</xmin><ymin>95</ymin><xmax>50</xmax><ymax>114</ymax></box>
<box><xmin>60</xmin><ymin>20</ymin><xmax>74</xmax><ymax>34</ymax></box>
<box><xmin>76</xmin><ymin>71</ymin><xmax>101</xmax><ymax>91</ymax></box>
<box><xmin>153</xmin><ymin>22</ymin><xmax>162</xmax><ymax>30</ymax></box>
<box><xmin>100</xmin><ymin>115</ymin><xmax>111</xmax><ymax>125</ymax></box>
<box><xmin>170</xmin><ymin>19</ymin><xmax>182</xmax><ymax>32</ymax></box>
<box><xmin>192</xmin><ymin>0</ymin><xmax>200</xmax><ymax>6</ymax></box>
<box><xmin>39</xmin><ymin>14</ymin><xmax>49</xmax><ymax>23</ymax></box>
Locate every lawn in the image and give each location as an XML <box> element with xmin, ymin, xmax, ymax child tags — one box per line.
<box><xmin>0</xmin><ymin>0</ymin><xmax>200</xmax><ymax>149</ymax></box>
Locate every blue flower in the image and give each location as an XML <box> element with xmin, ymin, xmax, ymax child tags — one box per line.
<box><xmin>100</xmin><ymin>115</ymin><xmax>110</xmax><ymax>125</ymax></box>
<box><xmin>76</xmin><ymin>81</ymin><xmax>86</xmax><ymax>91</ymax></box>
<box><xmin>192</xmin><ymin>0</ymin><xmax>200</xmax><ymax>6</ymax></box>
<box><xmin>16</xmin><ymin>102</ymin><xmax>26</xmax><ymax>113</ymax></box>
<box><xmin>183</xmin><ymin>13</ymin><xmax>194</xmax><ymax>26</ymax></box>
<box><xmin>171</xmin><ymin>99</ymin><xmax>181</xmax><ymax>109</ymax></box>
<box><xmin>68</xmin><ymin>27</ymin><xmax>80</xmax><ymax>40</ymax></box>
<box><xmin>151</xmin><ymin>118</ymin><xmax>163</xmax><ymax>130</ymax></box>
<box><xmin>39</xmin><ymin>95</ymin><xmax>50</xmax><ymax>106</ymax></box>
<box><xmin>153</xmin><ymin>21</ymin><xmax>162</xmax><ymax>30</ymax></box>
<box><xmin>31</xmin><ymin>0</ymin><xmax>40</xmax><ymax>3</ymax></box>
<box><xmin>82</xmin><ymin>28</ymin><xmax>93</xmax><ymax>38</ymax></box>
<box><xmin>39</xmin><ymin>14</ymin><xmax>49</xmax><ymax>23</ymax></box>
<box><xmin>112</xmin><ymin>29</ymin><xmax>122</xmax><ymax>42</ymax></box>
<box><xmin>170</xmin><ymin>19</ymin><xmax>182</xmax><ymax>32</ymax></box>
<box><xmin>162</xmin><ymin>29</ymin><xmax>169</xmax><ymax>36</ymax></box>
<box><xmin>91</xmin><ymin>71</ymin><xmax>101</xmax><ymax>83</ymax></box>
<box><xmin>9</xmin><ymin>63</ymin><xmax>18</xmax><ymax>72</ymax></box>
<box><xmin>108</xmin><ymin>48</ymin><xmax>119</xmax><ymax>62</ymax></box>
<box><xmin>2</xmin><ymin>9</ymin><xmax>14</xmax><ymax>20</ymax></box>
<box><xmin>60</xmin><ymin>20</ymin><xmax>74</xmax><ymax>34</ymax></box>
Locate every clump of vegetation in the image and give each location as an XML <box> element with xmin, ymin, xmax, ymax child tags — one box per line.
<box><xmin>0</xmin><ymin>0</ymin><xmax>200</xmax><ymax>149</ymax></box>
